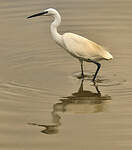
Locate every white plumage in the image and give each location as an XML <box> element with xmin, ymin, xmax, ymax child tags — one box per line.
<box><xmin>27</xmin><ymin>8</ymin><xmax>113</xmax><ymax>82</ymax></box>
<box><xmin>63</xmin><ymin>33</ymin><xmax>113</xmax><ymax>61</ymax></box>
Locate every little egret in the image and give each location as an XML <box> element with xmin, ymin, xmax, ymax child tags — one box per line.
<box><xmin>27</xmin><ymin>8</ymin><xmax>113</xmax><ymax>82</ymax></box>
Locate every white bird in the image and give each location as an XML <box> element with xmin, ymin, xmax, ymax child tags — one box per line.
<box><xmin>27</xmin><ymin>8</ymin><xmax>113</xmax><ymax>82</ymax></box>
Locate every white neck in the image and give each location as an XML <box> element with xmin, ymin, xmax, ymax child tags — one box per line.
<box><xmin>50</xmin><ymin>12</ymin><xmax>63</xmax><ymax>46</ymax></box>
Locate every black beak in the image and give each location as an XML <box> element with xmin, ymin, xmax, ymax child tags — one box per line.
<box><xmin>27</xmin><ymin>11</ymin><xmax>48</xmax><ymax>19</ymax></box>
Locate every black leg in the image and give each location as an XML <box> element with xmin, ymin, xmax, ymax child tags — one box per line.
<box><xmin>80</xmin><ymin>61</ymin><xmax>84</xmax><ymax>78</ymax></box>
<box><xmin>93</xmin><ymin>82</ymin><xmax>101</xmax><ymax>95</ymax></box>
<box><xmin>92</xmin><ymin>62</ymin><xmax>101</xmax><ymax>82</ymax></box>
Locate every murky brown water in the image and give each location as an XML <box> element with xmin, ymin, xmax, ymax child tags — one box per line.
<box><xmin>0</xmin><ymin>0</ymin><xmax>132</xmax><ymax>149</ymax></box>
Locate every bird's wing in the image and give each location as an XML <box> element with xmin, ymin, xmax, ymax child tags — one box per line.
<box><xmin>63</xmin><ymin>33</ymin><xmax>112</xmax><ymax>61</ymax></box>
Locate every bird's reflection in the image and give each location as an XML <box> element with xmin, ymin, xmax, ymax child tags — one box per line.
<box><xmin>54</xmin><ymin>80</ymin><xmax>111</xmax><ymax>114</ymax></box>
<box><xmin>29</xmin><ymin>80</ymin><xmax>111</xmax><ymax>134</ymax></box>
<box><xmin>28</xmin><ymin>111</ymin><xmax>61</xmax><ymax>134</ymax></box>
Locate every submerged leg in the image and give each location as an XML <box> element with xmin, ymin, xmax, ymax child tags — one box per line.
<box><xmin>92</xmin><ymin>62</ymin><xmax>101</xmax><ymax>82</ymax></box>
<box><xmin>80</xmin><ymin>61</ymin><xmax>84</xmax><ymax>78</ymax></box>
<box><xmin>78</xmin><ymin>79</ymin><xmax>84</xmax><ymax>93</ymax></box>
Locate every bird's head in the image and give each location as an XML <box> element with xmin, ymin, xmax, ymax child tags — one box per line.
<box><xmin>27</xmin><ymin>8</ymin><xmax>59</xmax><ymax>19</ymax></box>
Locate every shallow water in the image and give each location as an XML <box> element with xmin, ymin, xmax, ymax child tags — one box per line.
<box><xmin>0</xmin><ymin>0</ymin><xmax>132</xmax><ymax>149</ymax></box>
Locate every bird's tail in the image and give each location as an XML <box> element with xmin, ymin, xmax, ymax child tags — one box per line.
<box><xmin>104</xmin><ymin>51</ymin><xmax>113</xmax><ymax>60</ymax></box>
